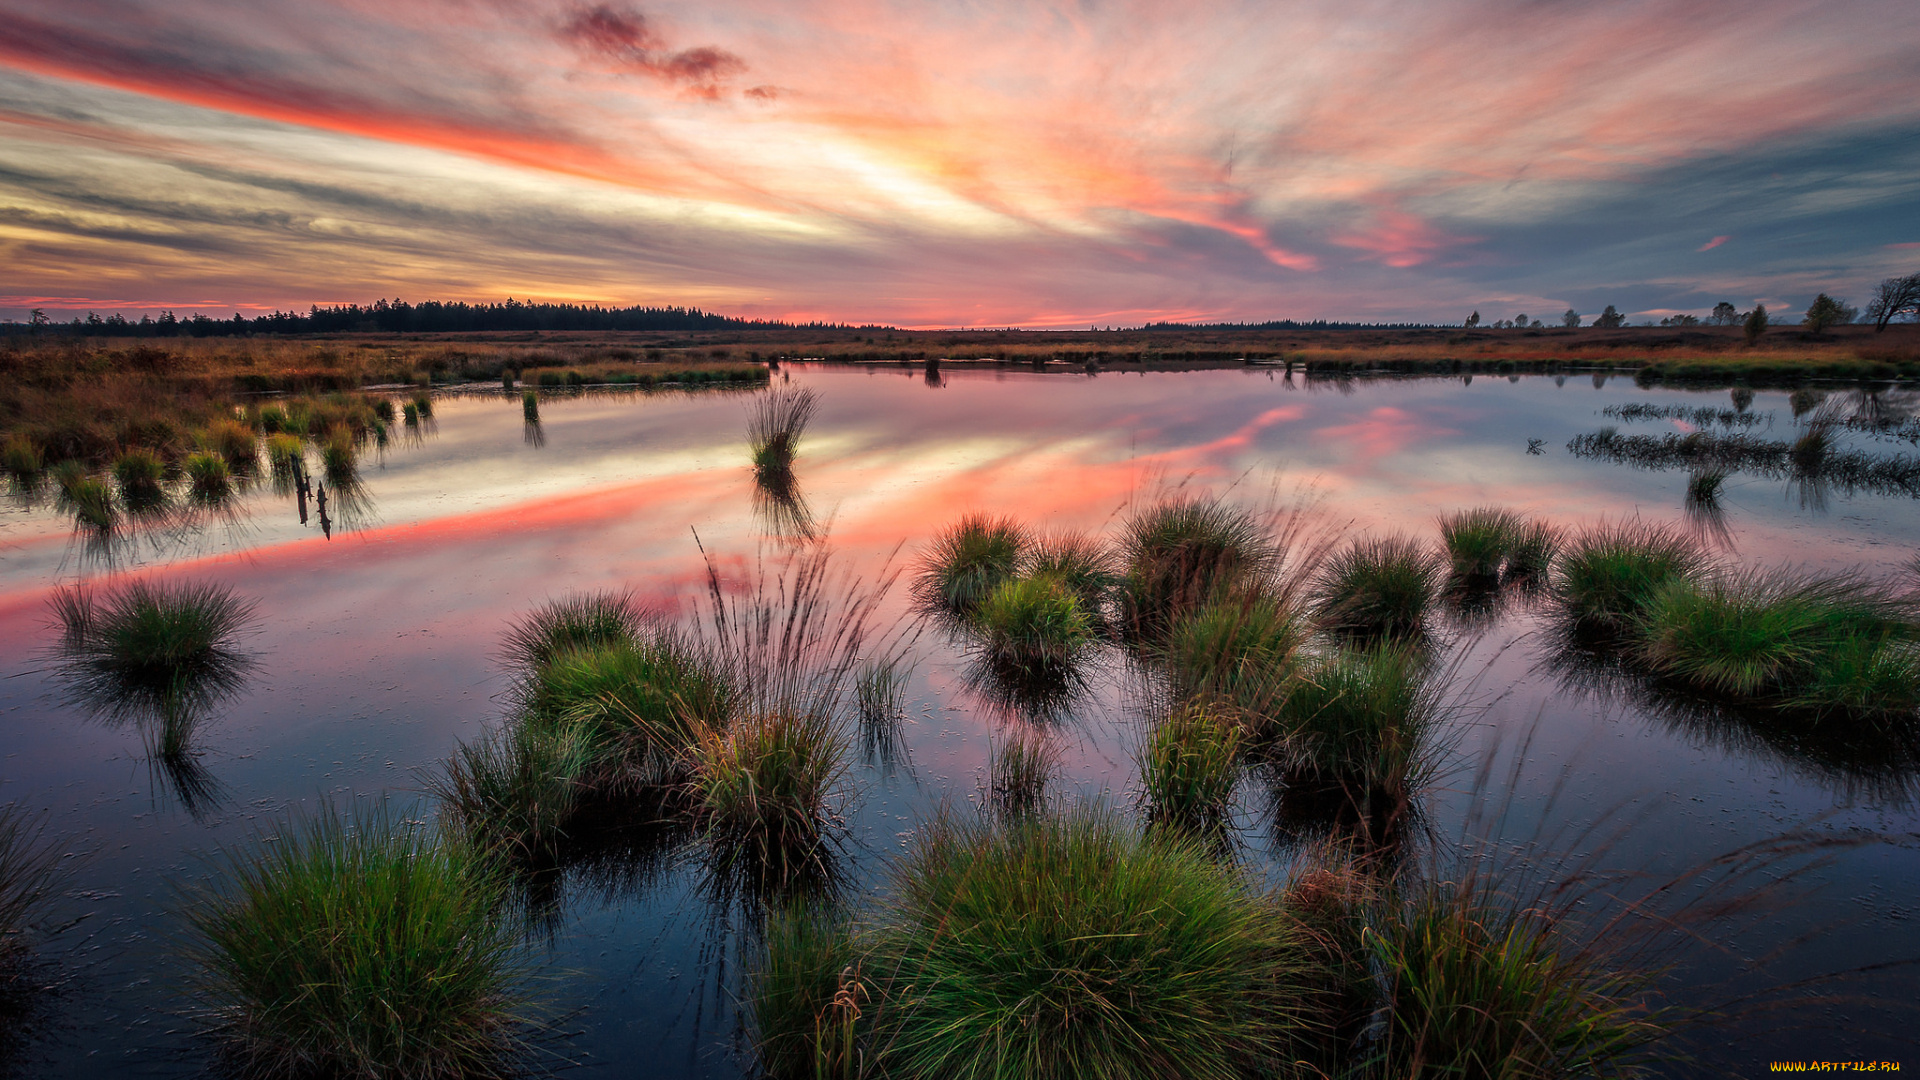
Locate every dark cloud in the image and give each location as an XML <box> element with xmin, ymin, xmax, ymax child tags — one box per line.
<box><xmin>558</xmin><ymin>5</ymin><xmax>746</xmax><ymax>96</ymax></box>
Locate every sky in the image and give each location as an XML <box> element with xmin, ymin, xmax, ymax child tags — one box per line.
<box><xmin>1</xmin><ymin>0</ymin><xmax>1917</xmax><ymax>328</ymax></box>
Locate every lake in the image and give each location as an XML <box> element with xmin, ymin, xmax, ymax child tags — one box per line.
<box><xmin>2</xmin><ymin>362</ymin><xmax>1916</xmax><ymax>1075</ymax></box>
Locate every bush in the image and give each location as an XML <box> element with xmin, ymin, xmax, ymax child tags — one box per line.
<box><xmin>916</xmin><ymin>514</ymin><xmax>1028</xmax><ymax>614</ymax></box>
<box><xmin>871</xmin><ymin>811</ymin><xmax>1312</xmax><ymax>1080</ymax></box>
<box><xmin>186</xmin><ymin>808</ymin><xmax>532</xmax><ymax>1079</ymax></box>
<box><xmin>1312</xmin><ymin>535</ymin><xmax>1441</xmax><ymax>640</ymax></box>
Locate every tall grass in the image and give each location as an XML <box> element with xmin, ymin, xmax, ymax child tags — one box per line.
<box><xmin>915</xmin><ymin>514</ymin><xmax>1028</xmax><ymax>615</ymax></box>
<box><xmin>2</xmin><ymin>434</ymin><xmax>42</xmax><ymax>476</ymax></box>
<box><xmin>871</xmin><ymin>810</ymin><xmax>1312</xmax><ymax>1080</ymax></box>
<box><xmin>49</xmin><ymin>580</ymin><xmax>256</xmax><ymax>742</ymax></box>
<box><xmin>185</xmin><ymin>451</ymin><xmax>232</xmax><ymax>502</ymax></box>
<box><xmin>1117</xmin><ymin>495</ymin><xmax>1272</xmax><ymax>637</ymax></box>
<box><xmin>185</xmin><ymin>807</ymin><xmax>533</xmax><ymax>1079</ymax></box>
<box><xmin>1160</xmin><ymin>588</ymin><xmax>1303</xmax><ymax>726</ymax></box>
<box><xmin>750</xmin><ymin>903</ymin><xmax>863</xmax><ymax>1080</ymax></box>
<box><xmin>205</xmin><ymin>417</ymin><xmax>259</xmax><ymax>473</ymax></box>
<box><xmin>1312</xmin><ymin>535</ymin><xmax>1442</xmax><ymax>640</ymax></box>
<box><xmin>1503</xmin><ymin>519</ymin><xmax>1561</xmax><ymax>581</ymax></box>
<box><xmin>1270</xmin><ymin>645</ymin><xmax>1439</xmax><ymax>825</ymax></box>
<box><xmin>521</xmin><ymin>390</ymin><xmax>539</xmax><ymax>423</ymax></box>
<box><xmin>750</xmin><ymin>386</ymin><xmax>819</xmax><ymax>475</ymax></box>
<box><xmin>1140</xmin><ymin>702</ymin><xmax>1242</xmax><ymax>833</ymax></box>
<box><xmin>1553</xmin><ymin>522</ymin><xmax>1708</xmax><ymax>632</ymax></box>
<box><xmin>1025</xmin><ymin>531</ymin><xmax>1116</xmax><ymax>616</ymax></box>
<box><xmin>974</xmin><ymin>574</ymin><xmax>1096</xmax><ymax>676</ymax></box>
<box><xmin>517</xmin><ymin>637</ymin><xmax>735</xmax><ymax>787</ymax></box>
<box><xmin>112</xmin><ymin>448</ymin><xmax>167</xmax><ymax>511</ymax></box>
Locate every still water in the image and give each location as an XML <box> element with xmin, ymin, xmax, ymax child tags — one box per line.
<box><xmin>2</xmin><ymin>364</ymin><xmax>1916</xmax><ymax>1075</ymax></box>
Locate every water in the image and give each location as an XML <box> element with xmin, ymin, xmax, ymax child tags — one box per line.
<box><xmin>2</xmin><ymin>365</ymin><xmax>1916</xmax><ymax>1075</ymax></box>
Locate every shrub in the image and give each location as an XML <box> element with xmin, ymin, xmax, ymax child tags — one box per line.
<box><xmin>1312</xmin><ymin>535</ymin><xmax>1442</xmax><ymax>640</ymax></box>
<box><xmin>1553</xmin><ymin>522</ymin><xmax>1708</xmax><ymax>631</ymax></box>
<box><xmin>1118</xmin><ymin>496</ymin><xmax>1271</xmax><ymax>636</ymax></box>
<box><xmin>915</xmin><ymin>514</ymin><xmax>1028</xmax><ymax>614</ymax></box>
<box><xmin>872</xmin><ymin>811</ymin><xmax>1312</xmax><ymax>1080</ymax></box>
<box><xmin>185</xmin><ymin>808</ymin><xmax>532</xmax><ymax>1079</ymax></box>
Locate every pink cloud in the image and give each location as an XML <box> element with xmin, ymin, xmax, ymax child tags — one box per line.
<box><xmin>1698</xmin><ymin>235</ymin><xmax>1732</xmax><ymax>251</ymax></box>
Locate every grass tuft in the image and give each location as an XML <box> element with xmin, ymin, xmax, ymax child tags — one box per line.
<box><xmin>915</xmin><ymin>514</ymin><xmax>1028</xmax><ymax>614</ymax></box>
<box><xmin>49</xmin><ymin>579</ymin><xmax>255</xmax><ymax>741</ymax></box>
<box><xmin>1161</xmin><ymin>588</ymin><xmax>1302</xmax><ymax>727</ymax></box>
<box><xmin>500</xmin><ymin>590</ymin><xmax>648</xmax><ymax>670</ymax></box>
<box><xmin>750</xmin><ymin>386</ymin><xmax>819</xmax><ymax>475</ymax></box>
<box><xmin>1552</xmin><ymin>521</ymin><xmax>1709</xmax><ymax>632</ymax></box>
<box><xmin>112</xmin><ymin>449</ymin><xmax>167</xmax><ymax>511</ymax></box>
<box><xmin>974</xmin><ymin>573</ymin><xmax>1096</xmax><ymax>677</ymax></box>
<box><xmin>185</xmin><ymin>807</ymin><xmax>533</xmax><ymax>1079</ymax></box>
<box><xmin>185</xmin><ymin>451</ymin><xmax>232</xmax><ymax>502</ymax></box>
<box><xmin>1438</xmin><ymin>505</ymin><xmax>1525</xmax><ymax>580</ymax></box>
<box><xmin>1274</xmin><ymin>645</ymin><xmax>1438</xmax><ymax>800</ymax></box>
<box><xmin>1140</xmin><ymin>702</ymin><xmax>1242</xmax><ymax>833</ymax></box>
<box><xmin>690</xmin><ymin>710</ymin><xmax>844</xmax><ymax>873</ymax></box>
<box><xmin>1312</xmin><ymin>535</ymin><xmax>1442</xmax><ymax>640</ymax></box>
<box><xmin>1118</xmin><ymin>495</ymin><xmax>1272</xmax><ymax>637</ymax></box>
<box><xmin>1025</xmin><ymin>531</ymin><xmax>1116</xmax><ymax>616</ymax></box>
<box><xmin>988</xmin><ymin>728</ymin><xmax>1059</xmax><ymax>816</ymax></box>
<box><xmin>3</xmin><ymin>434</ymin><xmax>43</xmax><ymax>476</ymax></box>
<box><xmin>521</xmin><ymin>390</ymin><xmax>539</xmax><ymax>423</ymax></box>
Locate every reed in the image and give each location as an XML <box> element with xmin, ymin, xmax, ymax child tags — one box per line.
<box><xmin>1553</xmin><ymin>522</ymin><xmax>1709</xmax><ymax>632</ymax></box>
<box><xmin>1140</xmin><ymin>702</ymin><xmax>1243</xmax><ymax>833</ymax></box>
<box><xmin>0</xmin><ymin>805</ymin><xmax>63</xmax><ymax>974</ymax></box>
<box><xmin>1312</xmin><ymin>535</ymin><xmax>1442</xmax><ymax>640</ymax></box>
<box><xmin>872</xmin><ymin>810</ymin><xmax>1312</xmax><ymax>1080</ymax></box>
<box><xmin>521</xmin><ymin>390</ymin><xmax>539</xmax><ymax>423</ymax></box>
<box><xmin>412</xmin><ymin>392</ymin><xmax>434</xmax><ymax>419</ymax></box>
<box><xmin>185</xmin><ymin>807</ymin><xmax>533</xmax><ymax>1079</ymax></box>
<box><xmin>750</xmin><ymin>386</ymin><xmax>819</xmax><ymax>475</ymax></box>
<box><xmin>1118</xmin><ymin>495</ymin><xmax>1272</xmax><ymax>636</ymax></box>
<box><xmin>915</xmin><ymin>514</ymin><xmax>1028</xmax><ymax>614</ymax></box>
<box><xmin>3</xmin><ymin>434</ymin><xmax>43</xmax><ymax>476</ymax></box>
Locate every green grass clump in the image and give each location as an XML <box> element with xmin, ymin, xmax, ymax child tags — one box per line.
<box><xmin>3</xmin><ymin>435</ymin><xmax>43</xmax><ymax>476</ymax></box>
<box><xmin>59</xmin><ymin>474</ymin><xmax>118</xmax><ymax>532</ymax></box>
<box><xmin>321</xmin><ymin>428</ymin><xmax>357</xmax><ymax>485</ymax></box>
<box><xmin>1141</xmin><ymin>702</ymin><xmax>1242</xmax><ymax>832</ymax></box>
<box><xmin>871</xmin><ymin>810</ymin><xmax>1311</xmax><ymax>1080</ymax></box>
<box><xmin>402</xmin><ymin>401</ymin><xmax>420</xmax><ymax>426</ymax></box>
<box><xmin>433</xmin><ymin>722</ymin><xmax>597</xmax><ymax>861</ymax></box>
<box><xmin>1505</xmin><ymin>519</ymin><xmax>1562</xmax><ymax>582</ymax></box>
<box><xmin>975</xmin><ymin>574</ymin><xmax>1096</xmax><ymax>676</ymax></box>
<box><xmin>1685</xmin><ymin>469</ymin><xmax>1727</xmax><ymax>506</ymax></box>
<box><xmin>916</xmin><ymin>514</ymin><xmax>1028</xmax><ymax>614</ymax></box>
<box><xmin>1634</xmin><ymin>569</ymin><xmax>1919</xmax><ymax>706</ymax></box>
<box><xmin>205</xmin><ymin>418</ymin><xmax>259</xmax><ymax>472</ymax></box>
<box><xmin>519</xmin><ymin>638</ymin><xmax>735</xmax><ymax>787</ymax></box>
<box><xmin>750</xmin><ymin>903</ymin><xmax>864</xmax><ymax>1080</ymax></box>
<box><xmin>691</xmin><ymin>710</ymin><xmax>844</xmax><ymax>869</ymax></box>
<box><xmin>50</xmin><ymin>579</ymin><xmax>255</xmax><ymax>735</ymax></box>
<box><xmin>521</xmin><ymin>390</ymin><xmax>539</xmax><ymax>423</ymax></box>
<box><xmin>1553</xmin><ymin>522</ymin><xmax>1708</xmax><ymax>632</ymax></box>
<box><xmin>1118</xmin><ymin>495</ymin><xmax>1271</xmax><ymax>636</ymax></box>
<box><xmin>185</xmin><ymin>451</ymin><xmax>232</xmax><ymax>501</ymax></box>
<box><xmin>265</xmin><ymin>433</ymin><xmax>304</xmax><ymax>471</ymax></box>
<box><xmin>411</xmin><ymin>392</ymin><xmax>434</xmax><ymax>419</ymax></box>
<box><xmin>1312</xmin><ymin>535</ymin><xmax>1442</xmax><ymax>640</ymax></box>
<box><xmin>257</xmin><ymin>405</ymin><xmax>290</xmax><ymax>433</ymax></box>
<box><xmin>750</xmin><ymin>386</ymin><xmax>819</xmax><ymax>475</ymax></box>
<box><xmin>1274</xmin><ymin>646</ymin><xmax>1436</xmax><ymax>802</ymax></box>
<box><xmin>186</xmin><ymin>808</ymin><xmax>532</xmax><ymax>1079</ymax></box>
<box><xmin>371</xmin><ymin>398</ymin><xmax>397</xmax><ymax>425</ymax></box>
<box><xmin>1439</xmin><ymin>506</ymin><xmax>1525</xmax><ymax>580</ymax></box>
<box><xmin>501</xmin><ymin>590</ymin><xmax>649</xmax><ymax>670</ymax></box>
<box><xmin>1365</xmin><ymin>876</ymin><xmax>1664</xmax><ymax>1077</ymax></box>
<box><xmin>1161</xmin><ymin>589</ymin><xmax>1303</xmax><ymax>725</ymax></box>
<box><xmin>1025</xmin><ymin>531</ymin><xmax>1116</xmax><ymax>615</ymax></box>
<box><xmin>112</xmin><ymin>448</ymin><xmax>167</xmax><ymax>509</ymax></box>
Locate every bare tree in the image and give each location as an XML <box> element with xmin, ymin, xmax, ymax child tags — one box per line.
<box><xmin>1866</xmin><ymin>272</ymin><xmax>1920</xmax><ymax>332</ymax></box>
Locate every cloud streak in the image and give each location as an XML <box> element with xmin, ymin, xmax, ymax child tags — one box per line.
<box><xmin>0</xmin><ymin>0</ymin><xmax>1916</xmax><ymax>325</ymax></box>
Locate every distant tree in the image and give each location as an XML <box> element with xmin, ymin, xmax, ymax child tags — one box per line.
<box><xmin>1709</xmin><ymin>301</ymin><xmax>1740</xmax><ymax>326</ymax></box>
<box><xmin>1593</xmin><ymin>305</ymin><xmax>1626</xmax><ymax>329</ymax></box>
<box><xmin>28</xmin><ymin>308</ymin><xmax>48</xmax><ymax>329</ymax></box>
<box><xmin>1743</xmin><ymin>304</ymin><xmax>1769</xmax><ymax>344</ymax></box>
<box><xmin>1660</xmin><ymin>313</ymin><xmax>1700</xmax><ymax>327</ymax></box>
<box><xmin>1513</xmin><ymin>313</ymin><xmax>1529</xmax><ymax>327</ymax></box>
<box><xmin>1530</xmin><ymin>318</ymin><xmax>1544</xmax><ymax>328</ymax></box>
<box><xmin>1866</xmin><ymin>272</ymin><xmax>1920</xmax><ymax>332</ymax></box>
<box><xmin>1465</xmin><ymin>311</ymin><xmax>1481</xmax><ymax>328</ymax></box>
<box><xmin>1562</xmin><ymin>309</ymin><xmax>1581</xmax><ymax>328</ymax></box>
<box><xmin>1801</xmin><ymin>293</ymin><xmax>1855</xmax><ymax>334</ymax></box>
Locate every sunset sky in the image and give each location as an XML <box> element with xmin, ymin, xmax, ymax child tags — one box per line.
<box><xmin>1</xmin><ymin>0</ymin><xmax>1916</xmax><ymax>328</ymax></box>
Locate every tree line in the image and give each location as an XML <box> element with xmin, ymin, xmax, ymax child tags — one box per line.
<box><xmin>2</xmin><ymin>298</ymin><xmax>848</xmax><ymax>337</ymax></box>
<box><xmin>1463</xmin><ymin>272</ymin><xmax>1920</xmax><ymax>335</ymax></box>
